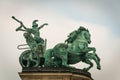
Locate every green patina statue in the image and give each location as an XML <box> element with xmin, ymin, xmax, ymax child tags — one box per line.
<box><xmin>44</xmin><ymin>27</ymin><xmax>101</xmax><ymax>71</ymax></box>
<box><xmin>12</xmin><ymin>16</ymin><xmax>48</xmax><ymax>67</ymax></box>
<box><xmin>12</xmin><ymin>16</ymin><xmax>101</xmax><ymax>72</ymax></box>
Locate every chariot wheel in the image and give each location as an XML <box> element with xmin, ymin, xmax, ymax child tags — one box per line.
<box><xmin>19</xmin><ymin>50</ymin><xmax>40</xmax><ymax>67</ymax></box>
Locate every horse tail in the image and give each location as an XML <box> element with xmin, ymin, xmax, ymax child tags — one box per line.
<box><xmin>44</xmin><ymin>49</ymin><xmax>53</xmax><ymax>67</ymax></box>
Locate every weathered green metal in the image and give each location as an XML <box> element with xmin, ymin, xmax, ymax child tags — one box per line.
<box><xmin>44</xmin><ymin>26</ymin><xmax>101</xmax><ymax>71</ymax></box>
<box><xmin>13</xmin><ymin>16</ymin><xmax>101</xmax><ymax>72</ymax></box>
<box><xmin>12</xmin><ymin>16</ymin><xmax>48</xmax><ymax>67</ymax></box>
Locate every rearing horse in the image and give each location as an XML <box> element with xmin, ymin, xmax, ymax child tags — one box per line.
<box><xmin>44</xmin><ymin>27</ymin><xmax>101</xmax><ymax>71</ymax></box>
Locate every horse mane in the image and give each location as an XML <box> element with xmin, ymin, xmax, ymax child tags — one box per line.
<box><xmin>65</xmin><ymin>26</ymin><xmax>88</xmax><ymax>43</ymax></box>
<box><xmin>78</xmin><ymin>26</ymin><xmax>88</xmax><ymax>33</ymax></box>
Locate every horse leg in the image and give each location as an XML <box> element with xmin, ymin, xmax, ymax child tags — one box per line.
<box><xmin>92</xmin><ymin>54</ymin><xmax>101</xmax><ymax>70</ymax></box>
<box><xmin>87</xmin><ymin>47</ymin><xmax>96</xmax><ymax>53</ymax></box>
<box><xmin>86</xmin><ymin>47</ymin><xmax>101</xmax><ymax>70</ymax></box>
<box><xmin>61</xmin><ymin>53</ymin><xmax>69</xmax><ymax>67</ymax></box>
<box><xmin>44</xmin><ymin>49</ymin><xmax>54</xmax><ymax>67</ymax></box>
<box><xmin>83</xmin><ymin>59</ymin><xmax>93</xmax><ymax>71</ymax></box>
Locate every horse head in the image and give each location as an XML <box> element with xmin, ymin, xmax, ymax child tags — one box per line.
<box><xmin>77</xmin><ymin>26</ymin><xmax>91</xmax><ymax>44</ymax></box>
<box><xmin>84</xmin><ymin>29</ymin><xmax>91</xmax><ymax>44</ymax></box>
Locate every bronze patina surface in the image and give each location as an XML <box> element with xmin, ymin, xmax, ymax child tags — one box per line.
<box><xmin>12</xmin><ymin>16</ymin><xmax>101</xmax><ymax>79</ymax></box>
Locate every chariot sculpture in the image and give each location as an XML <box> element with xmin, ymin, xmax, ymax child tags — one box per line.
<box><xmin>12</xmin><ymin>16</ymin><xmax>101</xmax><ymax>72</ymax></box>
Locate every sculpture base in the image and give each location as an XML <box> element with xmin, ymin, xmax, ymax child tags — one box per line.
<box><xmin>19</xmin><ymin>67</ymin><xmax>93</xmax><ymax>80</ymax></box>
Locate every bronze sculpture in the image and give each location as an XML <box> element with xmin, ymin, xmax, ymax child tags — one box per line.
<box><xmin>12</xmin><ymin>16</ymin><xmax>101</xmax><ymax>72</ymax></box>
<box><xmin>44</xmin><ymin>27</ymin><xmax>101</xmax><ymax>71</ymax></box>
<box><xmin>12</xmin><ymin>16</ymin><xmax>47</xmax><ymax>67</ymax></box>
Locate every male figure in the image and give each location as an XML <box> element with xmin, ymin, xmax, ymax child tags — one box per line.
<box><xmin>30</xmin><ymin>20</ymin><xmax>48</xmax><ymax>54</ymax></box>
<box><xmin>12</xmin><ymin>16</ymin><xmax>48</xmax><ymax>53</ymax></box>
<box><xmin>31</xmin><ymin>20</ymin><xmax>48</xmax><ymax>44</ymax></box>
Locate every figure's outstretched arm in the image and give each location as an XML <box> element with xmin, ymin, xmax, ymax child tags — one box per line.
<box><xmin>12</xmin><ymin>16</ymin><xmax>27</xmax><ymax>31</ymax></box>
<box><xmin>16</xmin><ymin>26</ymin><xmax>26</xmax><ymax>31</ymax></box>
<box><xmin>38</xmin><ymin>23</ymin><xmax>48</xmax><ymax>30</ymax></box>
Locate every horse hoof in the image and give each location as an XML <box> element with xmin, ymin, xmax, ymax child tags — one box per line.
<box><xmin>97</xmin><ymin>66</ymin><xmax>101</xmax><ymax>70</ymax></box>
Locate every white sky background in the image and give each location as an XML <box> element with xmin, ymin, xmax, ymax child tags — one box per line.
<box><xmin>0</xmin><ymin>0</ymin><xmax>120</xmax><ymax>80</ymax></box>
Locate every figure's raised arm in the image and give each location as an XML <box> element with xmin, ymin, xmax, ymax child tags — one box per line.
<box><xmin>38</xmin><ymin>23</ymin><xmax>48</xmax><ymax>30</ymax></box>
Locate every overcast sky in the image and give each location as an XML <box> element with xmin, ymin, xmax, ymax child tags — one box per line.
<box><xmin>0</xmin><ymin>0</ymin><xmax>120</xmax><ymax>80</ymax></box>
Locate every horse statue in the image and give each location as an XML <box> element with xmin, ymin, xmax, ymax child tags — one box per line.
<box><xmin>44</xmin><ymin>26</ymin><xmax>101</xmax><ymax>71</ymax></box>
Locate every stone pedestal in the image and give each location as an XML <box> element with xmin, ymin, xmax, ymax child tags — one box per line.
<box><xmin>19</xmin><ymin>67</ymin><xmax>93</xmax><ymax>80</ymax></box>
